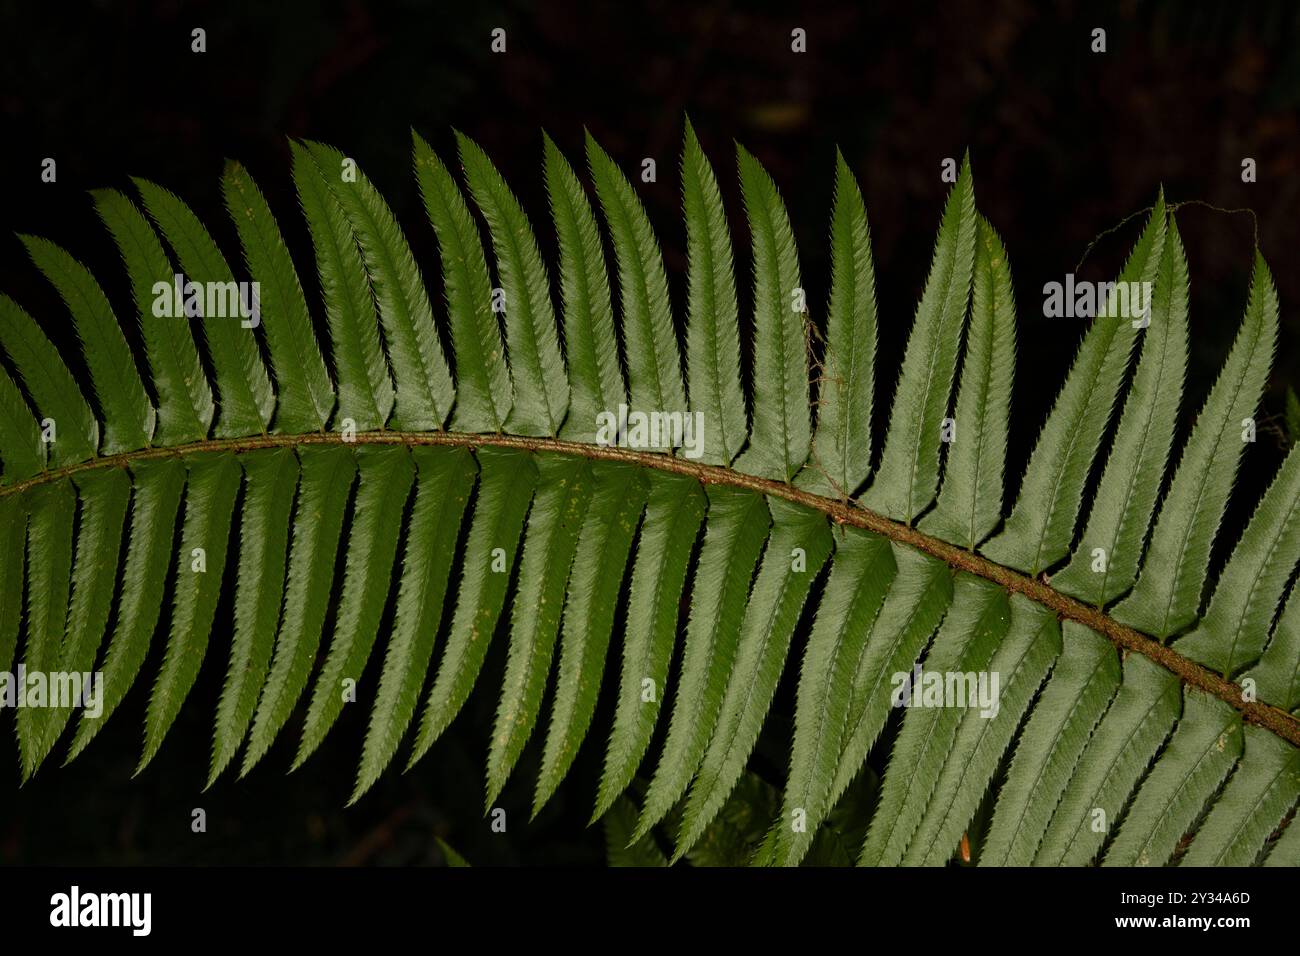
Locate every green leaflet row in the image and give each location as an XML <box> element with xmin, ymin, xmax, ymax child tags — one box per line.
<box><xmin>0</xmin><ymin>125</ymin><xmax>1296</xmax><ymax>868</ymax></box>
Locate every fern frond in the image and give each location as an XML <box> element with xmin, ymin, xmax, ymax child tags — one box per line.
<box><xmin>1</xmin><ymin>124</ymin><xmax>1296</xmax><ymax>870</ymax></box>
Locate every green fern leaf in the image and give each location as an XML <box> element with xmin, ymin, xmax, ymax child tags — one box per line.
<box><xmin>300</xmin><ymin>141</ymin><xmax>453</xmax><ymax>430</ymax></box>
<box><xmin>796</xmin><ymin>150</ymin><xmax>878</xmax><ymax>499</ymax></box>
<box><xmin>682</xmin><ymin>119</ymin><xmax>745</xmax><ymax>466</ymax></box>
<box><xmin>1052</xmin><ymin>216</ymin><xmax>1188</xmax><ymax>605</ymax></box>
<box><xmin>15</xmin><ymin>481</ymin><xmax>75</xmax><ymax>777</ymax></box>
<box><xmin>140</xmin><ymin>452</ymin><xmax>241</xmax><ymax>771</ymax></box>
<box><xmin>595</xmin><ymin>471</ymin><xmax>705</xmax><ymax>821</ymax></box>
<box><xmin>289</xmin><ymin>142</ymin><xmax>393</xmax><ymax>431</ymax></box>
<box><xmin>412</xmin><ymin>132</ymin><xmax>512</xmax><ymax>434</ymax></box>
<box><xmin>1103</xmin><ymin>690</ymin><xmax>1242</xmax><ymax>867</ymax></box>
<box><xmin>1181</xmin><ymin>725</ymin><xmax>1300</xmax><ymax>866</ymax></box>
<box><xmin>543</xmin><ymin>132</ymin><xmax>626</xmax><ymax>443</ymax></box>
<box><xmin>409</xmin><ymin>447</ymin><xmax>536</xmax><ymax>766</ymax></box>
<box><xmin>68</xmin><ymin>458</ymin><xmax>186</xmax><ymax>761</ymax></box>
<box><xmin>91</xmin><ymin>188</ymin><xmax>213</xmax><ymax>444</ymax></box>
<box><xmin>586</xmin><ymin>133</ymin><xmax>687</xmax><ymax>434</ymax></box>
<box><xmin>902</xmin><ymin>596</ymin><xmax>1061</xmax><ymax>866</ymax></box>
<box><xmin>242</xmin><ymin>445</ymin><xmax>356</xmax><ymax>775</ymax></box>
<box><xmin>1242</xmin><ymin>584</ymin><xmax>1300</xmax><ymax>712</ymax></box>
<box><xmin>0</xmin><ymin>497</ymin><xmax>26</xmax><ymax>673</ymax></box>
<box><xmin>861</xmin><ymin>155</ymin><xmax>976</xmax><ymax>522</ymax></box>
<box><xmin>1176</xmin><ymin>439</ymin><xmax>1300</xmax><ymax>674</ymax></box>
<box><xmin>134</xmin><ymin>178</ymin><xmax>275</xmax><ymax>437</ymax></box>
<box><xmin>732</xmin><ymin>146</ymin><xmax>811</xmax><ymax>482</ymax></box>
<box><xmin>27</xmin><ymin>470</ymin><xmax>129</xmax><ymax>773</ymax></box>
<box><xmin>294</xmin><ymin>446</ymin><xmax>414</xmax><ymax>769</ymax></box>
<box><xmin>634</xmin><ymin>486</ymin><xmax>769</xmax><ymax>841</ymax></box>
<box><xmin>0</xmin><ymin>295</ymin><xmax>98</xmax><ymax>463</ymax></box>
<box><xmin>828</xmin><ymin>546</ymin><xmax>954</xmax><ymax>812</ymax></box>
<box><xmin>354</xmin><ymin>447</ymin><xmax>475</xmax><ymax>802</ymax></box>
<box><xmin>1032</xmin><ymin>654</ymin><xmax>1182</xmax><ymax>866</ymax></box>
<box><xmin>457</xmin><ymin>131</ymin><xmax>569</xmax><ymax>436</ymax></box>
<box><xmin>674</xmin><ymin>498</ymin><xmax>832</xmax><ymax>858</ymax></box>
<box><xmin>222</xmin><ymin>161</ymin><xmax>335</xmax><ymax>434</ymax></box>
<box><xmin>4</xmin><ymin>124</ymin><xmax>1299</xmax><ymax>871</ymax></box>
<box><xmin>776</xmin><ymin>528</ymin><xmax>894</xmax><ymax>866</ymax></box>
<box><xmin>209</xmin><ymin>449</ymin><xmax>298</xmax><ymax>785</ymax></box>
<box><xmin>535</xmin><ymin>462</ymin><xmax>648</xmax><ymax>815</ymax></box>
<box><xmin>21</xmin><ymin>236</ymin><xmax>155</xmax><ymax>451</ymax></box>
<box><xmin>981</xmin><ymin>623</ymin><xmax>1121</xmax><ymax>865</ymax></box>
<box><xmin>917</xmin><ymin>216</ymin><xmax>1015</xmax><ymax>548</ymax></box>
<box><xmin>982</xmin><ymin>194</ymin><xmax>1166</xmax><ymax>574</ymax></box>
<box><xmin>859</xmin><ymin>575</ymin><xmax>1010</xmax><ymax>866</ymax></box>
<box><xmin>0</xmin><ymin>364</ymin><xmax>43</xmax><ymax>480</ymax></box>
<box><xmin>1112</xmin><ymin>250</ymin><xmax>1278</xmax><ymax>638</ymax></box>
<box><xmin>1264</xmin><ymin>811</ymin><xmax>1300</xmax><ymax>866</ymax></box>
<box><xmin>486</xmin><ymin>454</ymin><xmax>593</xmax><ymax>804</ymax></box>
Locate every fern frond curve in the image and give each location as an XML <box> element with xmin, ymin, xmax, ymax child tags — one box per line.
<box><xmin>1</xmin><ymin>125</ymin><xmax>1297</xmax><ymax>868</ymax></box>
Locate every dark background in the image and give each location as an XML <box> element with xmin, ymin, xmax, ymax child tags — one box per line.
<box><xmin>0</xmin><ymin>0</ymin><xmax>1297</xmax><ymax>865</ymax></box>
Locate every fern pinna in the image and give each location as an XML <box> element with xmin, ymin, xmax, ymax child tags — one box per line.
<box><xmin>0</xmin><ymin>121</ymin><xmax>1296</xmax><ymax>867</ymax></box>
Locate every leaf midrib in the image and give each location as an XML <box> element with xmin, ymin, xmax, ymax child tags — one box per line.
<box><xmin>4</xmin><ymin>427</ymin><xmax>1297</xmax><ymax>749</ymax></box>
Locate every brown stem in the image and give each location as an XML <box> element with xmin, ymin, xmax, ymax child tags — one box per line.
<box><xmin>5</xmin><ymin>428</ymin><xmax>1297</xmax><ymax>747</ymax></box>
